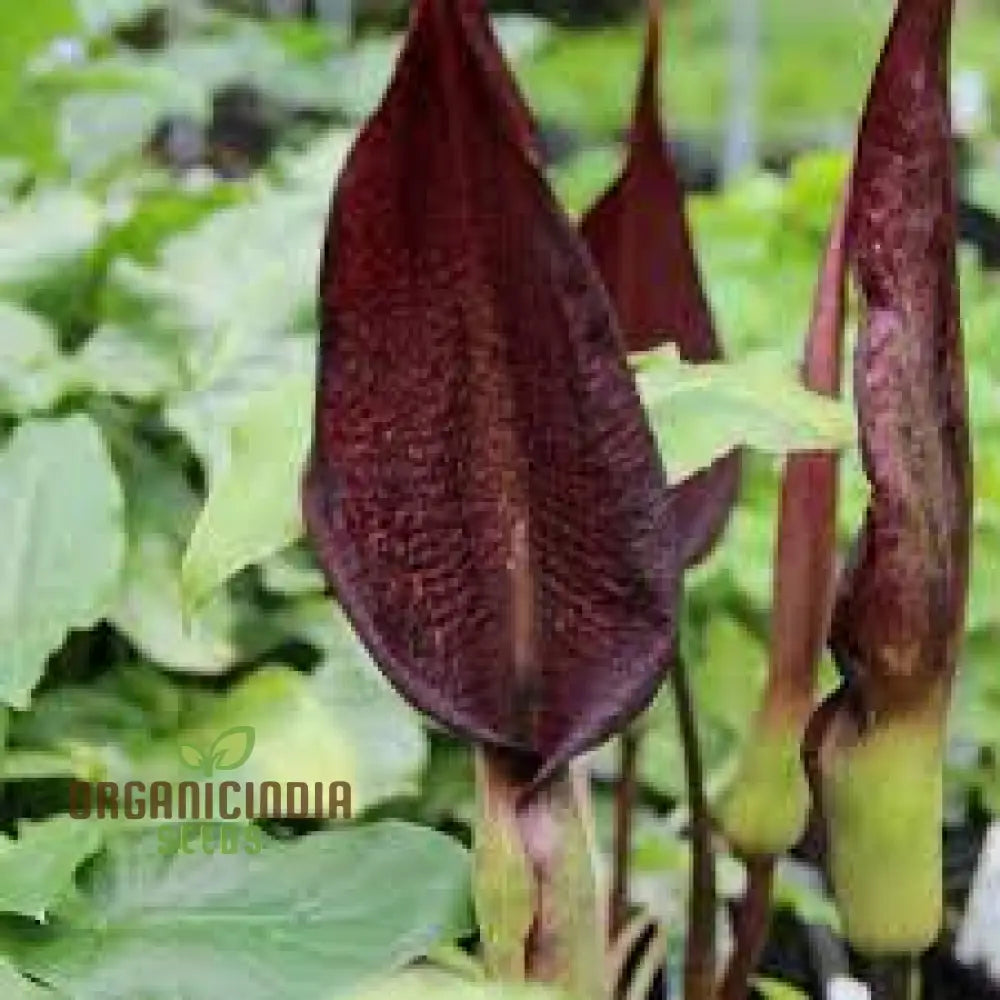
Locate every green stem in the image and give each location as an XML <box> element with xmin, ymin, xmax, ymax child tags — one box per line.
<box><xmin>610</xmin><ymin>728</ymin><xmax>640</xmax><ymax>940</ymax></box>
<box><xmin>473</xmin><ymin>748</ymin><xmax>606</xmax><ymax>999</ymax></box>
<box><xmin>671</xmin><ymin>654</ymin><xmax>717</xmax><ymax>1000</ymax></box>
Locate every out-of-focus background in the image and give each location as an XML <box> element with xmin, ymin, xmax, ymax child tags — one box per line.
<box><xmin>0</xmin><ymin>1</ymin><xmax>999</xmax><ymax>998</ymax></box>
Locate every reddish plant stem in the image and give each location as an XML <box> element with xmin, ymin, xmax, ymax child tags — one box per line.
<box><xmin>671</xmin><ymin>653</ymin><xmax>717</xmax><ymax>1000</ymax></box>
<box><xmin>611</xmin><ymin>728</ymin><xmax>641</xmax><ymax>940</ymax></box>
<box><xmin>719</xmin><ymin>855</ymin><xmax>776</xmax><ymax>1000</ymax></box>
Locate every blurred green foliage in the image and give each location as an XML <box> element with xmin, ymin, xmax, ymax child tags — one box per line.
<box><xmin>0</xmin><ymin>1</ymin><xmax>998</xmax><ymax>997</ymax></box>
<box><xmin>520</xmin><ymin>0</ymin><xmax>1000</xmax><ymax>144</ymax></box>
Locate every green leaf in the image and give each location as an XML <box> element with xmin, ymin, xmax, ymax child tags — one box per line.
<box><xmin>754</xmin><ymin>979</ymin><xmax>810</xmax><ymax>1000</ymax></box>
<box><xmin>0</xmin><ymin>958</ymin><xmax>53</xmax><ymax>998</ymax></box>
<box><xmin>181</xmin><ymin>372</ymin><xmax>313</xmax><ymax>609</ymax></box>
<box><xmin>14</xmin><ymin>621</ymin><xmax>423</xmax><ymax>818</ymax></box>
<box><xmin>492</xmin><ymin>14</ymin><xmax>552</xmax><ymax>63</ymax></box>
<box><xmin>714</xmin><ymin>503</ymin><xmax>778</xmax><ymax>608</ymax></box>
<box><xmin>0</xmin><ymin>816</ymin><xmax>102</xmax><ymax>919</ymax></box>
<box><xmin>258</xmin><ymin>545</ymin><xmax>327</xmax><ymax>597</ymax></box>
<box><xmin>0</xmin><ymin>303</ymin><xmax>58</xmax><ymax>372</ymax></box>
<box><xmin>107</xmin><ymin>442</ymin><xmax>240</xmax><ymax>675</ymax></box>
<box><xmin>968</xmin><ymin>525</ymin><xmax>1000</xmax><ymax>632</ymax></box>
<box><xmin>17</xmin><ymin>823</ymin><xmax>469</xmax><ymax>1000</ymax></box>
<box><xmin>952</xmin><ymin>630</ymin><xmax>1000</xmax><ymax>753</ymax></box>
<box><xmin>176</xmin><ymin>643</ymin><xmax>425</xmax><ymax>814</ymax></box>
<box><xmin>164</xmin><ymin>338</ymin><xmax>313</xmax><ymax>481</ymax></box>
<box><xmin>112</xmin><ymin>186</ymin><xmax>329</xmax><ymax>382</ymax></box>
<box><xmin>71</xmin><ymin>323</ymin><xmax>182</xmax><ymax>402</ymax></box>
<box><xmin>72</xmin><ymin>0</ymin><xmax>160</xmax><ymax>34</ymax></box>
<box><xmin>0</xmin><ymin>161</ymin><xmax>27</xmax><ymax>207</ymax></box>
<box><xmin>294</xmin><ymin>604</ymin><xmax>428</xmax><ymax>809</ymax></box>
<box><xmin>772</xmin><ymin>865</ymin><xmax>842</xmax><ymax>932</ymax></box>
<box><xmin>640</xmin><ymin>616</ymin><xmax>769</xmax><ymax>799</ymax></box>
<box><xmin>11</xmin><ymin>663</ymin><xmax>183</xmax><ymax>751</ymax></box>
<box><xmin>782</xmin><ymin>152</ymin><xmax>851</xmax><ymax>236</ymax></box>
<box><xmin>0</xmin><ymin>416</ymin><xmax>125</xmax><ymax>707</ymax></box>
<box><xmin>82</xmin><ymin>20</ymin><xmax>349</xmax><ymax>123</ymax></box>
<box><xmin>58</xmin><ymin>91</ymin><xmax>163</xmax><ymax>179</ymax></box>
<box><xmin>0</xmin><ymin>302</ymin><xmax>66</xmax><ymax>415</ymax></box>
<box><xmin>0</xmin><ymin>190</ymin><xmax>102</xmax><ymax>289</ymax></box>
<box><xmin>316</xmin><ymin>16</ymin><xmax>542</xmax><ymax>125</ymax></box>
<box><xmin>81</xmin><ymin>598</ymin><xmax>422</xmax><ymax>818</ymax></box>
<box><xmin>112</xmin><ymin>526</ymin><xmax>240</xmax><ymax>675</ymax></box>
<box><xmin>324</xmin><ymin>37</ymin><xmax>400</xmax><ymax>121</ymax></box>
<box><xmin>0</xmin><ymin>311</ymin><xmax>179</xmax><ymax>414</ymax></box>
<box><xmin>273</xmin><ymin>129</ymin><xmax>356</xmax><ymax>193</ymax></box>
<box><xmin>0</xmin><ymin>0</ymin><xmax>81</xmax><ymax>168</ymax></box>
<box><xmin>635</xmin><ymin>347</ymin><xmax>855</xmax><ymax>481</ymax></box>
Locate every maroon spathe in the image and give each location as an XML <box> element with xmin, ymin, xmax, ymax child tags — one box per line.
<box><xmin>830</xmin><ymin>0</ymin><xmax>971</xmax><ymax>720</ymax></box>
<box><xmin>581</xmin><ymin>3</ymin><xmax>739</xmax><ymax>569</ymax></box>
<box><xmin>304</xmin><ymin>0</ymin><xmax>679</xmax><ymax>783</ymax></box>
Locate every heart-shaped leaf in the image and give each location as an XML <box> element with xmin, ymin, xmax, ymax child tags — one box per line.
<box><xmin>304</xmin><ymin>0</ymin><xmax>678</xmax><ymax>783</ymax></box>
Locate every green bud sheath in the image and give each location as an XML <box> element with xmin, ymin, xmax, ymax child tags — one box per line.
<box><xmin>719</xmin><ymin>708</ymin><xmax>813</xmax><ymax>856</ymax></box>
<box><xmin>820</xmin><ymin>0</ymin><xmax>970</xmax><ymax>957</ymax></box>
<box><xmin>824</xmin><ymin>708</ymin><xmax>945</xmax><ymax>955</ymax></box>
<box><xmin>474</xmin><ymin>750</ymin><xmax>606</xmax><ymax>998</ymax></box>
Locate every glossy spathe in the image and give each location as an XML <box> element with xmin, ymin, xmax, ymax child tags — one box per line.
<box><xmin>303</xmin><ymin>0</ymin><xmax>679</xmax><ymax>784</ymax></box>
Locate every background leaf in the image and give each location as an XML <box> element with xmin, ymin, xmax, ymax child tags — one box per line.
<box><xmin>0</xmin><ymin>416</ymin><xmax>125</xmax><ymax>707</ymax></box>
<box><xmin>0</xmin><ymin>190</ymin><xmax>102</xmax><ymax>289</ymax></box>
<box><xmin>0</xmin><ymin>958</ymin><xmax>53</xmax><ymax>999</ymax></box>
<box><xmin>0</xmin><ymin>816</ymin><xmax>102</xmax><ymax>920</ymax></box>
<box><xmin>15</xmin><ymin>823</ymin><xmax>470</xmax><ymax>1000</ymax></box>
<box><xmin>0</xmin><ymin>303</ymin><xmax>66</xmax><ymax>415</ymax></box>
<box><xmin>635</xmin><ymin>348</ymin><xmax>855</xmax><ymax>480</ymax></box>
<box><xmin>181</xmin><ymin>372</ymin><xmax>313</xmax><ymax>608</ymax></box>
<box><xmin>106</xmin><ymin>440</ymin><xmax>241</xmax><ymax>675</ymax></box>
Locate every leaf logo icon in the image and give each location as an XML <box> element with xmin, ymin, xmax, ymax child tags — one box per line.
<box><xmin>179</xmin><ymin>744</ymin><xmax>209</xmax><ymax>774</ymax></box>
<box><xmin>209</xmin><ymin>726</ymin><xmax>256</xmax><ymax>772</ymax></box>
<box><xmin>177</xmin><ymin>727</ymin><xmax>255</xmax><ymax>777</ymax></box>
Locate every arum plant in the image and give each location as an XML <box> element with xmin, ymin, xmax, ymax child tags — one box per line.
<box><xmin>304</xmin><ymin>0</ymin><xmax>676</xmax><ymax>994</ymax></box>
<box><xmin>818</xmin><ymin>0</ymin><xmax>971</xmax><ymax>962</ymax></box>
<box><xmin>717</xmin><ymin>191</ymin><xmax>848</xmax><ymax>1000</ymax></box>
<box><xmin>720</xmin><ymin>0</ymin><xmax>969</xmax><ymax>991</ymax></box>
<box><xmin>581</xmin><ymin>0</ymin><xmax>739</xmax><ymax>990</ymax></box>
<box><xmin>581</xmin><ymin>1</ymin><xmax>740</xmax><ymax>573</ymax></box>
<box><xmin>300</xmin><ymin>0</ymin><xmax>969</xmax><ymax>997</ymax></box>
